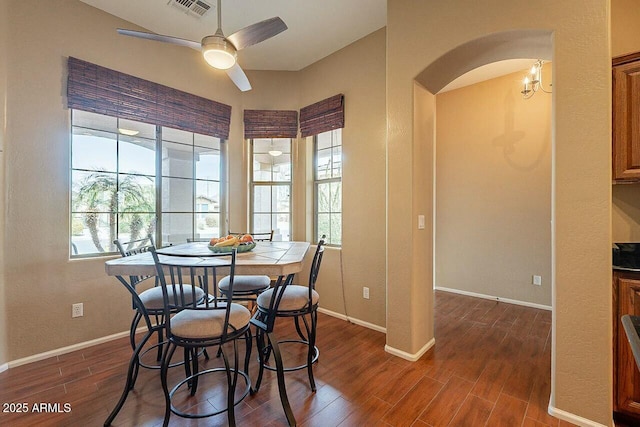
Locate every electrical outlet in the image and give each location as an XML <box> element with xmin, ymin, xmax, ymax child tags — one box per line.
<box><xmin>72</xmin><ymin>303</ymin><xmax>83</xmax><ymax>318</ymax></box>
<box><xmin>363</xmin><ymin>287</ymin><xmax>370</xmax><ymax>299</ymax></box>
<box><xmin>532</xmin><ymin>275</ymin><xmax>542</xmax><ymax>286</ymax></box>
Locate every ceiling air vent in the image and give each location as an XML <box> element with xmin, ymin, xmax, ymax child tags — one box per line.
<box><xmin>168</xmin><ymin>0</ymin><xmax>212</xmax><ymax>18</ymax></box>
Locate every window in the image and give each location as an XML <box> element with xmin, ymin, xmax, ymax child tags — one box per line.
<box><xmin>71</xmin><ymin>110</ymin><xmax>224</xmax><ymax>257</ymax></box>
<box><xmin>314</xmin><ymin>129</ymin><xmax>342</xmax><ymax>245</ymax></box>
<box><xmin>250</xmin><ymin>138</ymin><xmax>292</xmax><ymax>241</ymax></box>
<box><xmin>161</xmin><ymin>127</ymin><xmax>223</xmax><ymax>246</ymax></box>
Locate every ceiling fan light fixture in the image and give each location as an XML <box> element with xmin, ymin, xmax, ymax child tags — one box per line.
<box><xmin>118</xmin><ymin>128</ymin><xmax>139</xmax><ymax>136</ymax></box>
<box><xmin>268</xmin><ymin>150</ymin><xmax>283</xmax><ymax>157</ymax></box>
<box><xmin>202</xmin><ymin>36</ymin><xmax>237</xmax><ymax>70</ymax></box>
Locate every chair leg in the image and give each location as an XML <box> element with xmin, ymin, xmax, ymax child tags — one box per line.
<box><xmin>129</xmin><ymin>353</ymin><xmax>140</xmax><ymax>391</ymax></box>
<box><xmin>253</xmin><ymin>328</ymin><xmax>266</xmax><ymax>393</ymax></box>
<box><xmin>129</xmin><ymin>311</ymin><xmax>142</xmax><ymax>350</ymax></box>
<box><xmin>183</xmin><ymin>347</ymin><xmax>193</xmax><ymax>390</ymax></box>
<box><xmin>104</xmin><ymin>330</ymin><xmax>154</xmax><ymax>426</ymax></box>
<box><xmin>161</xmin><ymin>342</ymin><xmax>178</xmax><ymax>427</ymax></box>
<box><xmin>244</xmin><ymin>328</ymin><xmax>252</xmax><ymax>376</ymax></box>
<box><xmin>268</xmin><ymin>332</ymin><xmax>296</xmax><ymax>427</ymax></box>
<box><xmin>294</xmin><ymin>316</ymin><xmax>307</xmax><ymax>341</ymax></box>
<box><xmin>307</xmin><ymin>312</ymin><xmax>317</xmax><ymax>392</ymax></box>
<box><xmin>155</xmin><ymin>314</ymin><xmax>164</xmax><ymax>362</ymax></box>
<box><xmin>190</xmin><ymin>348</ymin><xmax>200</xmax><ymax>396</ymax></box>
<box><xmin>219</xmin><ymin>343</ymin><xmax>237</xmax><ymax>427</ymax></box>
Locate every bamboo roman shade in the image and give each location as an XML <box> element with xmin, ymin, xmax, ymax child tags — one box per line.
<box><xmin>67</xmin><ymin>57</ymin><xmax>232</xmax><ymax>139</ymax></box>
<box><xmin>299</xmin><ymin>94</ymin><xmax>344</xmax><ymax>138</ymax></box>
<box><xmin>243</xmin><ymin>110</ymin><xmax>298</xmax><ymax>139</ymax></box>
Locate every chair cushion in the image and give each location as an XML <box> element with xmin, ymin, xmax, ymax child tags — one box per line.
<box><xmin>169</xmin><ymin>303</ymin><xmax>251</xmax><ymax>339</ymax></box>
<box><xmin>139</xmin><ymin>285</ymin><xmax>205</xmax><ymax>310</ymax></box>
<box><xmin>257</xmin><ymin>285</ymin><xmax>319</xmax><ymax>312</ymax></box>
<box><xmin>219</xmin><ymin>275</ymin><xmax>271</xmax><ymax>293</ymax></box>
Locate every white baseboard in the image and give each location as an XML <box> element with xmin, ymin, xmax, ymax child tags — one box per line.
<box><xmin>0</xmin><ymin>363</ymin><xmax>8</xmax><ymax>373</ymax></box>
<box><xmin>7</xmin><ymin>327</ymin><xmax>147</xmax><ymax>369</ymax></box>
<box><xmin>385</xmin><ymin>338</ymin><xmax>435</xmax><ymax>362</ymax></box>
<box><xmin>318</xmin><ymin>307</ymin><xmax>387</xmax><ymax>333</ymax></box>
<box><xmin>548</xmin><ymin>405</ymin><xmax>608</xmax><ymax>427</ymax></box>
<box><xmin>435</xmin><ymin>286</ymin><xmax>552</xmax><ymax>311</ymax></box>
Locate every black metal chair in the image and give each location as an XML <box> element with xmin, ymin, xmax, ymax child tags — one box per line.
<box><xmin>229</xmin><ymin>229</ymin><xmax>274</xmax><ymax>242</ymax></box>
<box><xmin>219</xmin><ymin>230</ymin><xmax>274</xmax><ymax>310</ymax></box>
<box><xmin>186</xmin><ymin>237</ymin><xmax>213</xmax><ymax>242</ymax></box>
<box><xmin>251</xmin><ymin>236</ymin><xmax>326</xmax><ymax>426</ymax></box>
<box><xmin>151</xmin><ymin>247</ymin><xmax>252</xmax><ymax>427</ymax></box>
<box><xmin>112</xmin><ymin>235</ymin><xmax>171</xmax><ymax>362</ymax></box>
<box><xmin>104</xmin><ymin>235</ymin><xmax>207</xmax><ymax>426</ymax></box>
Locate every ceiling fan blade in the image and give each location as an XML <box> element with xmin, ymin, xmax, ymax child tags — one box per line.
<box><xmin>226</xmin><ymin>17</ymin><xmax>287</xmax><ymax>50</ymax></box>
<box><xmin>225</xmin><ymin>63</ymin><xmax>252</xmax><ymax>92</ymax></box>
<box><xmin>117</xmin><ymin>28</ymin><xmax>201</xmax><ymax>51</ymax></box>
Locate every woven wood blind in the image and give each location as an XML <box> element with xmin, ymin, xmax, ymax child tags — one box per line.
<box><xmin>243</xmin><ymin>110</ymin><xmax>298</xmax><ymax>139</ymax></box>
<box><xmin>67</xmin><ymin>57</ymin><xmax>232</xmax><ymax>139</ymax></box>
<box><xmin>299</xmin><ymin>94</ymin><xmax>344</xmax><ymax>138</ymax></box>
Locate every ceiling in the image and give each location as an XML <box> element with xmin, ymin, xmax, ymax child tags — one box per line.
<box><xmin>79</xmin><ymin>0</ymin><xmax>538</xmax><ymax>89</ymax></box>
<box><xmin>439</xmin><ymin>58</ymin><xmax>537</xmax><ymax>93</ymax></box>
<box><xmin>80</xmin><ymin>0</ymin><xmax>387</xmax><ymax>71</ymax></box>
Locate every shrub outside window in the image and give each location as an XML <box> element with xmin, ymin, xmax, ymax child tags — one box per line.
<box><xmin>70</xmin><ymin>110</ymin><xmax>224</xmax><ymax>257</ymax></box>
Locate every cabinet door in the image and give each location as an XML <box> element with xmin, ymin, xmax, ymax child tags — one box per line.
<box><xmin>617</xmin><ymin>276</ymin><xmax>640</xmax><ymax>415</ymax></box>
<box><xmin>613</xmin><ymin>61</ymin><xmax>640</xmax><ymax>181</ymax></box>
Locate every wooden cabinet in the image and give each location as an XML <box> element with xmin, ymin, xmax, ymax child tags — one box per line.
<box><xmin>613</xmin><ymin>52</ymin><xmax>640</xmax><ymax>181</ymax></box>
<box><xmin>614</xmin><ymin>270</ymin><xmax>640</xmax><ymax>421</ymax></box>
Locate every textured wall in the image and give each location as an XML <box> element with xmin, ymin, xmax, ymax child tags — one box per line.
<box><xmin>297</xmin><ymin>29</ymin><xmax>387</xmax><ymax>328</ymax></box>
<box><xmin>611</xmin><ymin>0</ymin><xmax>640</xmax><ymax>243</ymax></box>
<box><xmin>611</xmin><ymin>0</ymin><xmax>640</xmax><ymax>57</ymax></box>
<box><xmin>1</xmin><ymin>0</ymin><xmax>388</xmax><ymax>361</ymax></box>
<box><xmin>0</xmin><ymin>0</ymin><xmax>8</xmax><ymax>367</ymax></box>
<box><xmin>436</xmin><ymin>67</ymin><xmax>552</xmax><ymax>307</ymax></box>
<box><xmin>3</xmin><ymin>0</ymin><xmax>243</xmax><ymax>360</ymax></box>
<box><xmin>387</xmin><ymin>0</ymin><xmax>610</xmax><ymax>424</ymax></box>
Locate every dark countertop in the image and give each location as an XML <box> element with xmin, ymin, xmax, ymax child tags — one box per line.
<box><xmin>614</xmin><ymin>266</ymin><xmax>640</xmax><ymax>273</ymax></box>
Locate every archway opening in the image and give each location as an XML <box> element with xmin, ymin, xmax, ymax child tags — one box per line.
<box><xmin>412</xmin><ymin>27</ymin><xmax>555</xmax><ymax>415</ymax></box>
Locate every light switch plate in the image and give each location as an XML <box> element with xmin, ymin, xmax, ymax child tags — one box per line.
<box><xmin>418</xmin><ymin>215</ymin><xmax>425</xmax><ymax>229</ymax></box>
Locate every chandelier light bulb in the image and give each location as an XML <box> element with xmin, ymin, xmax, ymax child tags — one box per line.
<box><xmin>521</xmin><ymin>60</ymin><xmax>551</xmax><ymax>99</ymax></box>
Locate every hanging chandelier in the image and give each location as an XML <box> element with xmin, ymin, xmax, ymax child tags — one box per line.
<box><xmin>521</xmin><ymin>60</ymin><xmax>552</xmax><ymax>99</ymax></box>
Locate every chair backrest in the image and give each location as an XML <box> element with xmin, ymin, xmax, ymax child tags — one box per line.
<box><xmin>150</xmin><ymin>247</ymin><xmax>238</xmax><ymax>341</ymax></box>
<box><xmin>229</xmin><ymin>230</ymin><xmax>274</xmax><ymax>242</ymax></box>
<box><xmin>114</xmin><ymin>234</ymin><xmax>155</xmax><ymax>257</ymax></box>
<box><xmin>186</xmin><ymin>237</ymin><xmax>212</xmax><ymax>243</ymax></box>
<box><xmin>113</xmin><ymin>234</ymin><xmax>156</xmax><ymax>287</ymax></box>
<box><xmin>309</xmin><ymin>235</ymin><xmax>326</xmax><ymax>290</ymax></box>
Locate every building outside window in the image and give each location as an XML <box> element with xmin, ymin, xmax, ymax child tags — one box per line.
<box><xmin>70</xmin><ymin>109</ymin><xmax>224</xmax><ymax>257</ymax></box>
<box><xmin>250</xmin><ymin>138</ymin><xmax>292</xmax><ymax>241</ymax></box>
<box><xmin>314</xmin><ymin>128</ymin><xmax>342</xmax><ymax>245</ymax></box>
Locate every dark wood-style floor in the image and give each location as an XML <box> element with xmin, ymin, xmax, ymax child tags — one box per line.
<box><xmin>0</xmin><ymin>291</ymin><xmax>577</xmax><ymax>426</ymax></box>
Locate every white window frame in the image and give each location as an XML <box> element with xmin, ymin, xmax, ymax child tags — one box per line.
<box><xmin>313</xmin><ymin>129</ymin><xmax>342</xmax><ymax>246</ymax></box>
<box><xmin>249</xmin><ymin>138</ymin><xmax>292</xmax><ymax>241</ymax></box>
<box><xmin>70</xmin><ymin>109</ymin><xmax>226</xmax><ymax>257</ymax></box>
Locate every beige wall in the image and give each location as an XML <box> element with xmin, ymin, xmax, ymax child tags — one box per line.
<box><xmin>1</xmin><ymin>0</ymin><xmax>387</xmax><ymax>362</ymax></box>
<box><xmin>435</xmin><ymin>68</ymin><xmax>552</xmax><ymax>307</ymax></box>
<box><xmin>387</xmin><ymin>0</ymin><xmax>610</xmax><ymax>424</ymax></box>
<box><xmin>0</xmin><ymin>0</ymin><xmax>8</xmax><ymax>366</ymax></box>
<box><xmin>297</xmin><ymin>29</ymin><xmax>387</xmax><ymax>327</ymax></box>
<box><xmin>611</xmin><ymin>0</ymin><xmax>640</xmax><ymax>58</ymax></box>
<box><xmin>611</xmin><ymin>0</ymin><xmax>640</xmax><ymax>242</ymax></box>
<box><xmin>229</xmin><ymin>70</ymin><xmax>301</xmax><ymax>235</ymax></box>
<box><xmin>2</xmin><ymin>0</ymin><xmax>244</xmax><ymax>360</ymax></box>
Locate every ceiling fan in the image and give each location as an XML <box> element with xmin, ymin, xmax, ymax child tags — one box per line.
<box><xmin>117</xmin><ymin>0</ymin><xmax>287</xmax><ymax>92</ymax></box>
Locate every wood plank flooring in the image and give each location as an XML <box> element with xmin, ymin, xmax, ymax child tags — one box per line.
<box><xmin>0</xmin><ymin>291</ymin><xmax>577</xmax><ymax>426</ymax></box>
